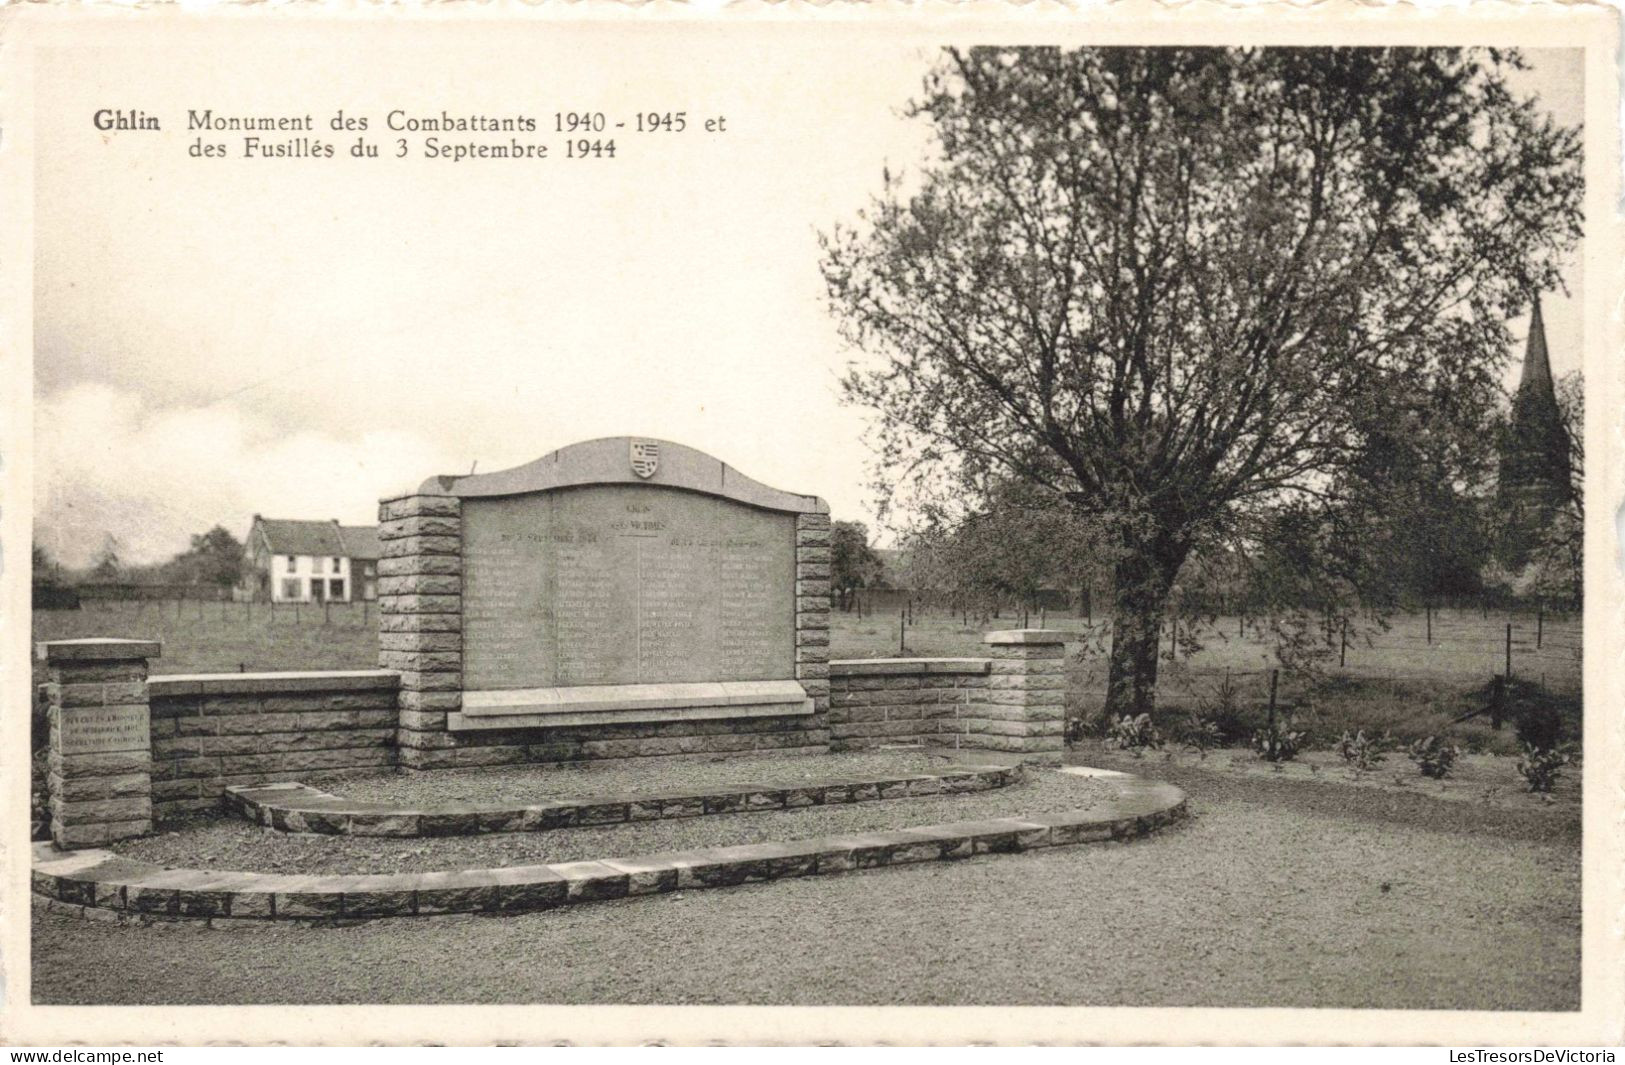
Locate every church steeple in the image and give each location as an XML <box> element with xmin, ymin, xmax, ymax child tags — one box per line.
<box><xmin>1517</xmin><ymin>293</ymin><xmax>1555</xmax><ymax>400</ymax></box>
<box><xmin>1495</xmin><ymin>291</ymin><xmax>1573</xmax><ymax>569</ymax></box>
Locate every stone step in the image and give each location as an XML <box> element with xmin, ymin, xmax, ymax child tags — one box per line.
<box><xmin>31</xmin><ymin>772</ymin><xmax>1186</xmax><ymax>926</ymax></box>
<box><xmin>222</xmin><ymin>762</ymin><xmax>1023</xmax><ymax>837</ymax></box>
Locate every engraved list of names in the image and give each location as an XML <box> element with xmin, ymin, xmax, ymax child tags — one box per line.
<box><xmin>461</xmin><ymin>485</ymin><xmax>795</xmax><ymax>690</ymax></box>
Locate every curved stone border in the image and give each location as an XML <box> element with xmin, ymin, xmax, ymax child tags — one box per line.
<box><xmin>223</xmin><ymin>763</ymin><xmax>1021</xmax><ymax>837</ymax></box>
<box><xmin>32</xmin><ymin>772</ymin><xmax>1187</xmax><ymax>926</ymax></box>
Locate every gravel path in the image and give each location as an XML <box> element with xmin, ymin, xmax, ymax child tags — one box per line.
<box><xmin>34</xmin><ymin>761</ymin><xmax>1579</xmax><ymax>1011</ymax></box>
<box><xmin>113</xmin><ymin>771</ymin><xmax>1112</xmax><ymax>875</ymax></box>
<box><xmin>323</xmin><ymin>750</ymin><xmax>984</xmax><ymax>806</ymax></box>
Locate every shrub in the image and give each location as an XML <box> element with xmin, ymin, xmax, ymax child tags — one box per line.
<box><xmin>1198</xmin><ymin>674</ymin><xmax>1251</xmax><ymax>745</ymax></box>
<box><xmin>1180</xmin><ymin>712</ymin><xmax>1223</xmax><ymax>757</ymax></box>
<box><xmin>1514</xmin><ymin>702</ymin><xmax>1564</xmax><ymax>752</ymax></box>
<box><xmin>1515</xmin><ymin>743</ymin><xmax>1569</xmax><ymax>793</ymax></box>
<box><xmin>1252</xmin><ymin>721</ymin><xmax>1307</xmax><ymax>763</ymax></box>
<box><xmin>1407</xmin><ymin>735</ymin><xmax>1461</xmax><ymax>779</ymax></box>
<box><xmin>1063</xmin><ymin>714</ymin><xmax>1090</xmax><ymax>747</ymax></box>
<box><xmin>1106</xmin><ymin>713</ymin><xmax>1163</xmax><ymax>754</ymax></box>
<box><xmin>1334</xmin><ymin>728</ymin><xmax>1392</xmax><ymax>772</ymax></box>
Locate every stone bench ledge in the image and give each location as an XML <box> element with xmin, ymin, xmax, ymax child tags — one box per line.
<box><xmin>460</xmin><ymin>679</ymin><xmax>808</xmax><ymax>718</ymax></box>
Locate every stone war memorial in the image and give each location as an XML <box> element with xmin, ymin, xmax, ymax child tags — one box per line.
<box><xmin>32</xmin><ymin>437</ymin><xmax>1184</xmax><ymax>926</ymax></box>
<box><xmin>382</xmin><ymin>436</ymin><xmax>834</xmax><ymax>766</ymax></box>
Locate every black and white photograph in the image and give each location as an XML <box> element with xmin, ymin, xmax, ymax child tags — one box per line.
<box><xmin>3</xmin><ymin>7</ymin><xmax>1620</xmax><ymax>1048</ymax></box>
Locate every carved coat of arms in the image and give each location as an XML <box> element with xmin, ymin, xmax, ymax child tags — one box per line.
<box><xmin>630</xmin><ymin>440</ymin><xmax>660</xmax><ymax>479</ymax></box>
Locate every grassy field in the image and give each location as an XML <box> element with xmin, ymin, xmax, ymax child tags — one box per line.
<box><xmin>31</xmin><ymin>598</ymin><xmax>379</xmax><ymax>675</ymax></box>
<box><xmin>832</xmin><ymin>606</ymin><xmax>1581</xmax><ymax>688</ymax></box>
<box><xmin>31</xmin><ymin>752</ymin><xmax>1580</xmax><ymax>1009</ymax></box>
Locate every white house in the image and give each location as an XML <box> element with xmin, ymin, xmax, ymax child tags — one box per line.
<box><xmin>245</xmin><ymin>516</ymin><xmax>381</xmax><ymax>603</ymax></box>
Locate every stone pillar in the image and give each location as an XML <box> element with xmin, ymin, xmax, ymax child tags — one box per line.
<box><xmin>794</xmin><ymin>512</ymin><xmax>833</xmax><ymax>740</ymax></box>
<box><xmin>983</xmin><ymin>630</ymin><xmax>1067</xmax><ymax>765</ymax></box>
<box><xmin>377</xmin><ymin>492</ymin><xmax>463</xmax><ymax>769</ymax></box>
<box><xmin>40</xmin><ymin>638</ymin><xmax>160</xmax><ymax>848</ymax></box>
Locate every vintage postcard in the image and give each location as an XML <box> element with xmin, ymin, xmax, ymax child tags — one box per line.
<box><xmin>1</xmin><ymin>1</ymin><xmax>1620</xmax><ymax>1047</ymax></box>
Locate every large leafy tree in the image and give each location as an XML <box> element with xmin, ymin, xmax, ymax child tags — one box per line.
<box><xmin>900</xmin><ymin>474</ymin><xmax>1109</xmax><ymax>619</ymax></box>
<box><xmin>823</xmin><ymin>46</ymin><xmax>1581</xmax><ymax>714</ymax></box>
<box><xmin>164</xmin><ymin>525</ymin><xmax>248</xmax><ymax>590</ymax></box>
<box><xmin>830</xmin><ymin>520</ymin><xmax>885</xmax><ymax>611</ymax></box>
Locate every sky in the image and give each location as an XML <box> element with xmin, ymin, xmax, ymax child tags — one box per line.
<box><xmin>32</xmin><ymin>33</ymin><xmax>1586</xmax><ymax>568</ymax></box>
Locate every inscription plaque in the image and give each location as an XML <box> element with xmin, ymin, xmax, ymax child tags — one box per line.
<box><xmin>56</xmin><ymin>704</ymin><xmax>150</xmax><ymax>756</ymax></box>
<box><xmin>462</xmin><ymin>484</ymin><xmax>796</xmax><ymax>690</ymax></box>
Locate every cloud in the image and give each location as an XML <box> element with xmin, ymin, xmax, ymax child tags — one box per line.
<box><xmin>34</xmin><ymin>384</ymin><xmax>456</xmax><ymax>568</ymax></box>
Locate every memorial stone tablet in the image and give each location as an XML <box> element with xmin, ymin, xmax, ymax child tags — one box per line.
<box><xmin>56</xmin><ymin>704</ymin><xmax>150</xmax><ymax>755</ymax></box>
<box><xmin>462</xmin><ymin>484</ymin><xmax>796</xmax><ymax>690</ymax></box>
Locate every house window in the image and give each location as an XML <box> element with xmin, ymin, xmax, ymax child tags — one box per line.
<box><xmin>331</xmin><ymin>557</ymin><xmax>341</xmax><ymax>573</ymax></box>
<box><xmin>280</xmin><ymin>578</ymin><xmax>300</xmax><ymax>599</ymax></box>
<box><xmin>329</xmin><ymin>579</ymin><xmax>345</xmax><ymax>600</ymax></box>
<box><xmin>309</xmin><ymin>578</ymin><xmax>325</xmax><ymax>602</ymax></box>
<box><xmin>287</xmin><ymin>555</ymin><xmax>299</xmax><ymax>571</ymax></box>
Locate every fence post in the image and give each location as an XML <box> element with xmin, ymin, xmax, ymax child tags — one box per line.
<box><xmin>899</xmin><ymin>608</ymin><xmax>906</xmax><ymax>655</ymax></box>
<box><xmin>1267</xmin><ymin>669</ymin><xmax>1279</xmax><ymax>729</ymax></box>
<box><xmin>1426</xmin><ymin>604</ymin><xmax>1432</xmax><ymax>645</ymax></box>
<box><xmin>1339</xmin><ymin>619</ymin><xmax>1347</xmax><ymax>668</ymax></box>
<box><xmin>1537</xmin><ymin>607</ymin><xmax>1543</xmax><ymax>649</ymax></box>
<box><xmin>1505</xmin><ymin>623</ymin><xmax>1513</xmax><ymax>679</ymax></box>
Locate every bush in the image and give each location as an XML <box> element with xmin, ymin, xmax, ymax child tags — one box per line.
<box><xmin>1252</xmin><ymin>721</ymin><xmax>1307</xmax><ymax>763</ymax></box>
<box><xmin>1106</xmin><ymin>713</ymin><xmax>1163</xmax><ymax>754</ymax></box>
<box><xmin>1180</xmin><ymin>712</ymin><xmax>1223</xmax><ymax>757</ymax></box>
<box><xmin>1514</xmin><ymin>702</ymin><xmax>1564</xmax><ymax>752</ymax></box>
<box><xmin>1063</xmin><ymin>714</ymin><xmax>1090</xmax><ymax>747</ymax></box>
<box><xmin>1469</xmin><ymin>675</ymin><xmax>1572</xmax><ymax>752</ymax></box>
<box><xmin>1515</xmin><ymin>743</ymin><xmax>1570</xmax><ymax>793</ymax></box>
<box><xmin>1334</xmin><ymin>728</ymin><xmax>1392</xmax><ymax>772</ymax></box>
<box><xmin>1407</xmin><ymin>735</ymin><xmax>1461</xmax><ymax>779</ymax></box>
<box><xmin>1197</xmin><ymin>674</ymin><xmax>1251</xmax><ymax>745</ymax></box>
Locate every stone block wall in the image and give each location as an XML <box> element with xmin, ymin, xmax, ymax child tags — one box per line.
<box><xmin>828</xmin><ymin>631</ymin><xmax>1069</xmax><ymax>764</ymax></box>
<box><xmin>828</xmin><ymin>659</ymin><xmax>991</xmax><ymax>750</ymax></box>
<box><xmin>147</xmin><ymin>671</ymin><xmax>400</xmax><ymax>818</ymax></box>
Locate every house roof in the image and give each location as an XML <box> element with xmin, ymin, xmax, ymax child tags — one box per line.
<box><xmin>338</xmin><ymin>525</ymin><xmax>381</xmax><ymax>561</ymax></box>
<box><xmin>254</xmin><ymin>517</ymin><xmax>380</xmax><ymax>560</ymax></box>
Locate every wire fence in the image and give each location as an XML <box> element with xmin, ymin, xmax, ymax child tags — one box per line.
<box><xmin>847</xmin><ymin>601</ymin><xmax>1582</xmax><ymax>697</ymax></box>
<box><xmin>62</xmin><ymin>596</ymin><xmax>382</xmax><ymax>627</ymax></box>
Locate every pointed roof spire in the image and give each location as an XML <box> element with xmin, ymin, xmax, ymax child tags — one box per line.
<box><xmin>1518</xmin><ymin>292</ymin><xmax>1555</xmax><ymax>400</ymax></box>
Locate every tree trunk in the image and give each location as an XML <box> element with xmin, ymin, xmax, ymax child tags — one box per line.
<box><xmin>1104</xmin><ymin>535</ymin><xmax>1188</xmax><ymax>718</ymax></box>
